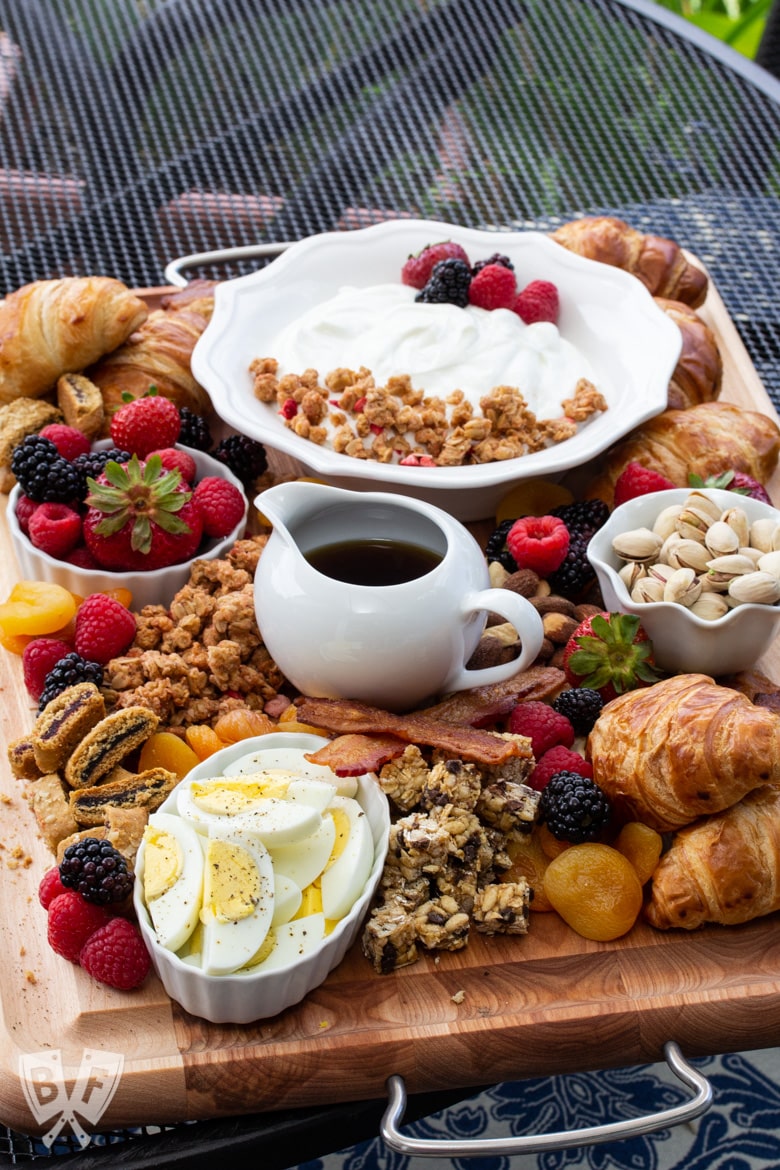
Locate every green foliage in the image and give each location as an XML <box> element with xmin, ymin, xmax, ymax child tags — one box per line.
<box><xmin>650</xmin><ymin>0</ymin><xmax>772</xmax><ymax>57</ymax></box>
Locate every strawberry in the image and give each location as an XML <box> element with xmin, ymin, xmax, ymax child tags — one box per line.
<box><xmin>613</xmin><ymin>462</ymin><xmax>677</xmax><ymax>508</ymax></box>
<box><xmin>506</xmin><ymin>515</ymin><xmax>570</xmax><ymax>576</ymax></box>
<box><xmin>468</xmin><ymin>263</ymin><xmax>517</xmax><ymax>310</ymax></box>
<box><xmin>689</xmin><ymin>470</ymin><xmax>772</xmax><ymax>505</ymax></box>
<box><xmin>83</xmin><ymin>454</ymin><xmax>203</xmax><ymax>571</ymax></box>
<box><xmin>401</xmin><ymin>241</ymin><xmax>470</xmax><ymax>289</ymax></box>
<box><xmin>562</xmin><ymin>611</ymin><xmax>661</xmax><ymax>703</ymax></box>
<box><xmin>511</xmin><ymin>280</ymin><xmax>560</xmax><ymax>325</ymax></box>
<box><xmin>110</xmin><ymin>392</ymin><xmax>181</xmax><ymax>458</ymax></box>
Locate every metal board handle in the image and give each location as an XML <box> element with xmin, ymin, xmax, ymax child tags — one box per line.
<box><xmin>380</xmin><ymin>1042</ymin><xmax>712</xmax><ymax>1158</ymax></box>
<box><xmin>164</xmin><ymin>242</ymin><xmax>295</xmax><ymax>286</ymax></box>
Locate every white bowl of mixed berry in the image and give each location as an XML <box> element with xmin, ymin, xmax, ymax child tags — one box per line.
<box><xmin>6</xmin><ymin>395</ymin><xmax>257</xmax><ymax>611</ymax></box>
<box><xmin>191</xmin><ymin>218</ymin><xmax>682</xmax><ymax>522</ymax></box>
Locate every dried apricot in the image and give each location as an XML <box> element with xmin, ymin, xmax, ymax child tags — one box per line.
<box><xmin>542</xmin><ymin>843</ymin><xmax>643</xmax><ymax>941</ymax></box>
<box><xmin>537</xmin><ymin>823</ymin><xmax>570</xmax><ymax>860</ymax></box>
<box><xmin>614</xmin><ymin>822</ymin><xmax>663</xmax><ymax>885</ymax></box>
<box><xmin>503</xmin><ymin>832</ymin><xmax>553</xmax><ymax>911</ymax></box>
<box><xmin>185</xmin><ymin>725</ymin><xmax>227</xmax><ymax>761</ymax></box>
<box><xmin>0</xmin><ymin>582</ymin><xmax>77</xmax><ymax>637</ymax></box>
<box><xmin>139</xmin><ymin>732</ymin><xmax>199</xmax><ymax>780</ymax></box>
<box><xmin>101</xmin><ymin>587</ymin><xmax>133</xmax><ymax>608</ymax></box>
<box><xmin>213</xmin><ymin>708</ymin><xmax>276</xmax><ymax>742</ymax></box>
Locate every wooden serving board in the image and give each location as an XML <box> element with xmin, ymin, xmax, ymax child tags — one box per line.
<box><xmin>2</xmin><ymin>276</ymin><xmax>780</xmax><ymax>1137</ymax></box>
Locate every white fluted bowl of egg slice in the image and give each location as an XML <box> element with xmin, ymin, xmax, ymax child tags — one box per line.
<box><xmin>133</xmin><ymin>732</ymin><xmax>390</xmax><ymax>1023</ymax></box>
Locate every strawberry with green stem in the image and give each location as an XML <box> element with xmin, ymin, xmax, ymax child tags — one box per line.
<box><xmin>84</xmin><ymin>454</ymin><xmax>203</xmax><ymax>571</ymax></box>
<box><xmin>562</xmin><ymin>611</ymin><xmax>662</xmax><ymax>704</ymax></box>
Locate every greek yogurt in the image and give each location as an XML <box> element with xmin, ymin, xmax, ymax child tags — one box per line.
<box><xmin>271</xmin><ymin>283</ymin><xmax>597</xmax><ymax>419</ymax></box>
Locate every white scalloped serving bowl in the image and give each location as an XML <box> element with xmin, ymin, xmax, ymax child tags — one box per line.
<box><xmin>192</xmin><ymin>218</ymin><xmax>682</xmax><ymax>521</ymax></box>
<box><xmin>7</xmin><ymin>444</ymin><xmax>248</xmax><ymax>611</ymax></box>
<box><xmin>133</xmin><ymin>733</ymin><xmax>390</xmax><ymax>1024</ymax></box>
<box><xmin>588</xmin><ymin>488</ymin><xmax>780</xmax><ymax>676</ymax></box>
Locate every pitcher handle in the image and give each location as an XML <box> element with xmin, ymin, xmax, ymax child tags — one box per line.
<box><xmin>443</xmin><ymin>588</ymin><xmax>544</xmax><ymax>694</ymax></box>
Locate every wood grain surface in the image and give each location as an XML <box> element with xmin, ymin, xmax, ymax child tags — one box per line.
<box><xmin>2</xmin><ymin>276</ymin><xmax>780</xmax><ymax>1136</ymax></box>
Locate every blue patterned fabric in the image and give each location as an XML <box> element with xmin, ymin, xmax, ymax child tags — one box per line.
<box><xmin>296</xmin><ymin>1050</ymin><xmax>780</xmax><ymax>1170</ymax></box>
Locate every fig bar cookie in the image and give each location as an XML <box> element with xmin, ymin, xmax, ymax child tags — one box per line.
<box><xmin>65</xmin><ymin>707</ymin><xmax>159</xmax><ymax>789</ymax></box>
<box><xmin>30</xmin><ymin>682</ymin><xmax>107</xmax><ymax>774</ymax></box>
<box><xmin>69</xmin><ymin>767</ymin><xmax>177</xmax><ymax>826</ymax></box>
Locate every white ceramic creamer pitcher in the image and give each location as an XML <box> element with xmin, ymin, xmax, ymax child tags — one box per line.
<box><xmin>254</xmin><ymin>482</ymin><xmax>544</xmax><ymax>712</ymax></box>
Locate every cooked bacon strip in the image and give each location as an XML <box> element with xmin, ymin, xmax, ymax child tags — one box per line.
<box><xmin>295</xmin><ymin>697</ymin><xmax>532</xmax><ymax>765</ymax></box>
<box><xmin>419</xmin><ymin>666</ymin><xmax>566</xmax><ymax>725</ymax></box>
<box><xmin>305</xmin><ymin>733</ymin><xmax>407</xmax><ymax>776</ymax></box>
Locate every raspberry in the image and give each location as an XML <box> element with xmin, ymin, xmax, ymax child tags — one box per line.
<box><xmin>27</xmin><ymin>502</ymin><xmax>83</xmax><ymax>559</ymax></box>
<box><xmin>401</xmin><ymin>241</ymin><xmax>471</xmax><ymax>289</ymax></box>
<box><xmin>15</xmin><ymin>494</ymin><xmax>39</xmax><ymax>535</ymax></box>
<box><xmin>38</xmin><ymin>424</ymin><xmax>91</xmax><ymax>461</ymax></box>
<box><xmin>468</xmin><ymin>263</ymin><xmax>517</xmax><ymax>310</ymax></box>
<box><xmin>192</xmin><ymin>476</ymin><xmax>246</xmax><ymax>537</ymax></box>
<box><xmin>506</xmin><ymin>515</ymin><xmax>570</xmax><ymax>576</ymax></box>
<box><xmin>110</xmin><ymin>393</ymin><xmax>181</xmax><ymax>458</ymax></box>
<box><xmin>22</xmin><ymin>637</ymin><xmax>73</xmax><ymax>701</ymax></box>
<box><xmin>79</xmin><ymin>917</ymin><xmax>151</xmax><ymax>990</ymax></box>
<box><xmin>528</xmin><ymin>745</ymin><xmax>593</xmax><ymax>792</ymax></box>
<box><xmin>507</xmin><ymin>700</ymin><xmax>575</xmax><ymax>757</ymax></box>
<box><xmin>39</xmin><ymin>866</ymin><xmax>68</xmax><ymax>909</ymax></box>
<box><xmin>538</xmin><ymin>772</ymin><xmax>612</xmax><ymax>843</ymax></box>
<box><xmin>613</xmin><ymin>462</ymin><xmax>677</xmax><ymax>508</ymax></box>
<box><xmin>552</xmin><ymin>687</ymin><xmax>604</xmax><ymax>736</ymax></box>
<box><xmin>212</xmin><ymin>434</ymin><xmax>268</xmax><ymax>486</ymax></box>
<box><xmin>512</xmin><ymin>280</ymin><xmax>560</xmax><ymax>325</ymax></box>
<box><xmin>64</xmin><ymin>546</ymin><xmax>101</xmax><ymax>570</ymax></box>
<box><xmin>38</xmin><ymin>651</ymin><xmax>103</xmax><ymax>711</ymax></box>
<box><xmin>415</xmin><ymin>258</ymin><xmax>472</xmax><ymax>307</ymax></box>
<box><xmin>74</xmin><ymin>594</ymin><xmax>137</xmax><ymax>664</ymax></box>
<box><xmin>59</xmin><ymin>837</ymin><xmax>134</xmax><ymax>905</ymax></box>
<box><xmin>147</xmin><ymin>447</ymin><xmax>196</xmax><ymax>485</ymax></box>
<box><xmin>47</xmin><ymin>891</ymin><xmax>111</xmax><ymax>963</ymax></box>
<box><xmin>177</xmin><ymin>406</ymin><xmax>214</xmax><ymax>452</ymax></box>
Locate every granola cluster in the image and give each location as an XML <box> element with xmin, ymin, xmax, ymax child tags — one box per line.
<box><xmin>363</xmin><ymin>745</ymin><xmax>540</xmax><ymax>974</ymax></box>
<box><xmin>250</xmin><ymin>357</ymin><xmax>607</xmax><ymax>466</ymax></box>
<box><xmin>102</xmin><ymin>536</ymin><xmax>286</xmax><ymax>730</ymax></box>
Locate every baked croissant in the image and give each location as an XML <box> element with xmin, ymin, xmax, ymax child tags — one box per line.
<box><xmin>645</xmin><ymin>785</ymin><xmax>780</xmax><ymax>930</ymax></box>
<box><xmin>585</xmin><ymin>402</ymin><xmax>780</xmax><ymax>508</ymax></box>
<box><xmin>0</xmin><ymin>277</ymin><xmax>148</xmax><ymax>405</ymax></box>
<box><xmin>89</xmin><ymin>280</ymin><xmax>216</xmax><ymax>424</ymax></box>
<box><xmin>550</xmin><ymin>216</ymin><xmax>708</xmax><ymax>308</ymax></box>
<box><xmin>656</xmin><ymin>297</ymin><xmax>722</xmax><ymax>410</ymax></box>
<box><xmin>587</xmin><ymin>674</ymin><xmax>780</xmax><ymax>833</ymax></box>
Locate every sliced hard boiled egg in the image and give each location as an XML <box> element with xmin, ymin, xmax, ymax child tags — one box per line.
<box><xmin>225</xmin><ymin>747</ymin><xmax>359</xmax><ymax>797</ymax></box>
<box><xmin>285</xmin><ymin>777</ymin><xmax>338</xmax><ymax>812</ymax></box>
<box><xmin>177</xmin><ymin>776</ymin><xmax>321</xmax><ymax>844</ymax></box>
<box><xmin>142</xmin><ymin>812</ymin><xmax>205</xmax><ymax>953</ymax></box>
<box><xmin>272</xmin><ymin>872</ymin><xmax>302</xmax><ymax>927</ymax></box>
<box><xmin>268</xmin><ymin>815</ymin><xmax>337</xmax><ymax>892</ymax></box>
<box><xmin>320</xmin><ymin>795</ymin><xmax>374</xmax><ymax>922</ymax></box>
<box><xmin>200</xmin><ymin>827</ymin><xmax>275</xmax><ymax>976</ymax></box>
<box><xmin>244</xmin><ymin>914</ymin><xmax>326</xmax><ymax>972</ymax></box>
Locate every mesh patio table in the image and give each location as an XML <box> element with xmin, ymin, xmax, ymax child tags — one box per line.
<box><xmin>0</xmin><ymin>0</ymin><xmax>779</xmax><ymax>1164</ymax></box>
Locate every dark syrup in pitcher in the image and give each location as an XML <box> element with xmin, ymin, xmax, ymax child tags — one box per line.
<box><xmin>304</xmin><ymin>538</ymin><xmax>442</xmax><ymax>586</ymax></box>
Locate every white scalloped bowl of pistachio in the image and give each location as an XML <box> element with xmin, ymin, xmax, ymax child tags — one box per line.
<box><xmin>587</xmin><ymin>487</ymin><xmax>780</xmax><ymax>676</ymax></box>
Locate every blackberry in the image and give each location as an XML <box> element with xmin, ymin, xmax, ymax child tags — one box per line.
<box><xmin>547</xmin><ymin>499</ymin><xmax>610</xmax><ymax>599</ymax></box>
<box><xmin>59</xmin><ymin>837</ymin><xmax>133</xmax><ymax>905</ymax></box>
<box><xmin>73</xmin><ymin>448</ymin><xmax>131</xmax><ymax>499</ymax></box>
<box><xmin>552</xmin><ymin>688</ymin><xmax>604</xmax><ymax>736</ymax></box>
<box><xmin>415</xmin><ymin>258</ymin><xmax>472</xmax><ymax>307</ymax></box>
<box><xmin>38</xmin><ymin>652</ymin><xmax>103</xmax><ymax>711</ymax></box>
<box><xmin>212</xmin><ymin>434</ymin><xmax>268</xmax><ymax>485</ymax></box>
<box><xmin>538</xmin><ymin>771</ymin><xmax>612</xmax><ymax>843</ymax></box>
<box><xmin>484</xmin><ymin>517</ymin><xmax>518</xmax><ymax>572</ymax></box>
<box><xmin>178</xmin><ymin>407</ymin><xmax>214</xmax><ymax>452</ymax></box>
<box><xmin>472</xmin><ymin>252</ymin><xmax>514</xmax><ymax>275</ymax></box>
<box><xmin>11</xmin><ymin>435</ymin><xmax>82</xmax><ymax>504</ymax></box>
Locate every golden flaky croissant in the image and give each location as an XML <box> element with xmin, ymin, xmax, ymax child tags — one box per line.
<box><xmin>550</xmin><ymin>216</ymin><xmax>708</xmax><ymax>308</ymax></box>
<box><xmin>0</xmin><ymin>277</ymin><xmax>148</xmax><ymax>405</ymax></box>
<box><xmin>88</xmin><ymin>280</ymin><xmax>216</xmax><ymax>425</ymax></box>
<box><xmin>585</xmin><ymin>402</ymin><xmax>780</xmax><ymax>508</ymax></box>
<box><xmin>656</xmin><ymin>297</ymin><xmax>722</xmax><ymax>410</ymax></box>
<box><xmin>587</xmin><ymin>674</ymin><xmax>780</xmax><ymax>833</ymax></box>
<box><xmin>645</xmin><ymin>786</ymin><xmax>780</xmax><ymax>930</ymax></box>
